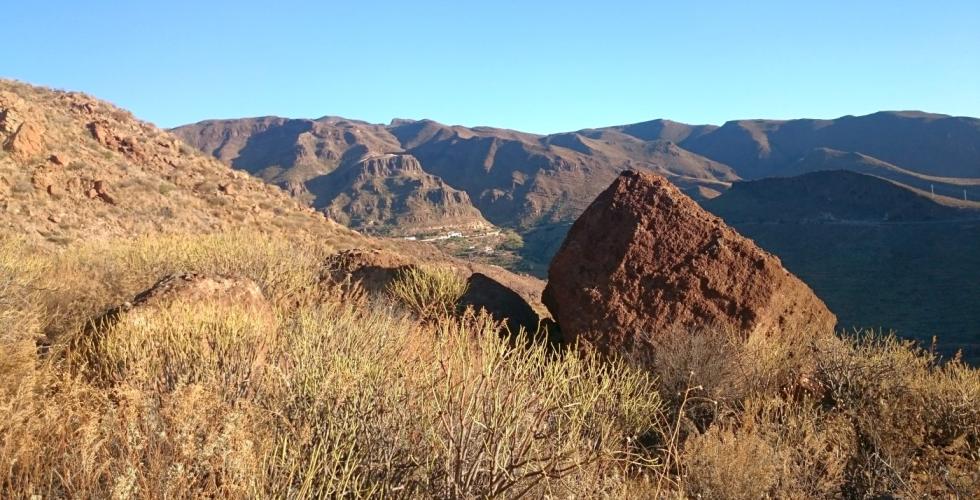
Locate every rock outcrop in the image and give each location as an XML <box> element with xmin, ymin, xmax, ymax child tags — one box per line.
<box><xmin>95</xmin><ymin>273</ymin><xmax>272</xmax><ymax>329</ymax></box>
<box><xmin>308</xmin><ymin>153</ymin><xmax>493</xmax><ymax>235</ymax></box>
<box><xmin>1</xmin><ymin>91</ymin><xmax>46</xmax><ymax>159</ymax></box>
<box><xmin>542</xmin><ymin>170</ymin><xmax>836</xmax><ymax>358</ymax></box>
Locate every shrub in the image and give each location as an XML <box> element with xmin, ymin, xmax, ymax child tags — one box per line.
<box><xmin>387</xmin><ymin>265</ymin><xmax>469</xmax><ymax>322</ymax></box>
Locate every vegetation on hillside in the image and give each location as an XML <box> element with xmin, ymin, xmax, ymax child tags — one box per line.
<box><xmin>1</xmin><ymin>231</ymin><xmax>977</xmax><ymax>498</ymax></box>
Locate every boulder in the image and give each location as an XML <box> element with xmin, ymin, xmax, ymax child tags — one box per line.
<box><xmin>4</xmin><ymin>121</ymin><xmax>45</xmax><ymax>159</ymax></box>
<box><xmin>323</xmin><ymin>248</ymin><xmax>548</xmax><ymax>335</ymax></box>
<box><xmin>0</xmin><ymin>92</ymin><xmax>45</xmax><ymax>159</ymax></box>
<box><xmin>542</xmin><ymin>170</ymin><xmax>836</xmax><ymax>358</ymax></box>
<box><xmin>95</xmin><ymin>273</ymin><xmax>271</xmax><ymax>329</ymax></box>
<box><xmin>460</xmin><ymin>272</ymin><xmax>544</xmax><ymax>335</ymax></box>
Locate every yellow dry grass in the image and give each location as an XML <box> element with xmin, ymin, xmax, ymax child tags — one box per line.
<box><xmin>0</xmin><ymin>231</ymin><xmax>977</xmax><ymax>498</ymax></box>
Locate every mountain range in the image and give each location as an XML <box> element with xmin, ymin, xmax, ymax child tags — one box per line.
<box><xmin>174</xmin><ymin>110</ymin><xmax>980</xmax><ymax>361</ymax></box>
<box><xmin>173</xmin><ymin>110</ymin><xmax>980</xmax><ymax>236</ymax></box>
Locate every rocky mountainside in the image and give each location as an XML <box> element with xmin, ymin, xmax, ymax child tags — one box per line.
<box><xmin>0</xmin><ymin>80</ymin><xmax>359</xmax><ymax>246</ymax></box>
<box><xmin>171</xmin><ymin>116</ymin><xmax>401</xmax><ymax>200</ymax></box>
<box><xmin>174</xmin><ymin>117</ymin><xmax>739</xmax><ymax>233</ymax></box>
<box><xmin>176</xmin><ymin>110</ymin><xmax>980</xmax><ymax>240</ymax></box>
<box><xmin>306</xmin><ymin>153</ymin><xmax>492</xmax><ymax>235</ymax></box>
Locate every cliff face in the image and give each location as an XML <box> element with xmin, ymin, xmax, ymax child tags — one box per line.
<box><xmin>307</xmin><ymin>153</ymin><xmax>492</xmax><ymax>235</ymax></box>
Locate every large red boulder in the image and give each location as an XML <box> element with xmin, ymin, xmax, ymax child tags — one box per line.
<box><xmin>542</xmin><ymin>170</ymin><xmax>836</xmax><ymax>357</ymax></box>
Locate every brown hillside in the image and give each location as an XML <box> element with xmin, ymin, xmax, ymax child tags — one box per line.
<box><xmin>177</xmin><ymin>116</ymin><xmax>740</xmax><ymax>231</ymax></box>
<box><xmin>682</xmin><ymin>111</ymin><xmax>980</xmax><ymax>179</ymax></box>
<box><xmin>0</xmin><ymin>80</ymin><xmax>358</xmax><ymax>247</ymax></box>
<box><xmin>171</xmin><ymin>116</ymin><xmax>401</xmax><ymax>200</ymax></box>
<box><xmin>306</xmin><ymin>153</ymin><xmax>493</xmax><ymax>235</ymax></box>
<box><xmin>784</xmin><ymin>148</ymin><xmax>980</xmax><ymax>207</ymax></box>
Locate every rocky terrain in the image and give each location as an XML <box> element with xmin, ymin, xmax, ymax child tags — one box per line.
<box><xmin>173</xmin><ymin>116</ymin><xmax>740</xmax><ymax>234</ymax></box>
<box><xmin>0</xmin><ymin>79</ymin><xmax>546</xmax><ymax>327</ymax></box>
<box><xmin>1</xmin><ymin>80</ymin><xmax>977</xmax><ymax>498</ymax></box>
<box><xmin>0</xmin><ymin>80</ymin><xmax>355</xmax><ymax>246</ymax></box>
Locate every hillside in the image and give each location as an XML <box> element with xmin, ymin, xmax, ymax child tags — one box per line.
<box><xmin>706</xmin><ymin>170</ymin><xmax>980</xmax><ymax>362</ymax></box>
<box><xmin>681</xmin><ymin>111</ymin><xmax>980</xmax><ymax>179</ymax></box>
<box><xmin>0</xmin><ymin>80</ymin><xmax>357</xmax><ymax>246</ymax></box>
<box><xmin>703</xmin><ymin>170</ymin><xmax>977</xmax><ymax>222</ymax></box>
<box><xmin>0</xmin><ymin>78</ymin><xmax>546</xmax><ymax>312</ymax></box>
<box><xmin>170</xmin><ymin>116</ymin><xmax>401</xmax><ymax>199</ymax></box>
<box><xmin>784</xmin><ymin>147</ymin><xmax>980</xmax><ymax>206</ymax></box>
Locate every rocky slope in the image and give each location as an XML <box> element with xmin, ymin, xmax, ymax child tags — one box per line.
<box><xmin>174</xmin><ymin>117</ymin><xmax>740</xmax><ymax>232</ymax></box>
<box><xmin>0</xmin><ymin>79</ymin><xmax>358</xmax><ymax>246</ymax></box>
<box><xmin>0</xmin><ymin>79</ymin><xmax>550</xmax><ymax>335</ymax></box>
<box><xmin>543</xmin><ymin>170</ymin><xmax>836</xmax><ymax>359</ymax></box>
<box><xmin>306</xmin><ymin>153</ymin><xmax>492</xmax><ymax>235</ymax></box>
<box><xmin>171</xmin><ymin>116</ymin><xmax>401</xmax><ymax>199</ymax></box>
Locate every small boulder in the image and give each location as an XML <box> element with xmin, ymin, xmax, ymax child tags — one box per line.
<box><xmin>460</xmin><ymin>272</ymin><xmax>544</xmax><ymax>336</ymax></box>
<box><xmin>323</xmin><ymin>249</ymin><xmax>548</xmax><ymax>336</ymax></box>
<box><xmin>542</xmin><ymin>170</ymin><xmax>836</xmax><ymax>358</ymax></box>
<box><xmin>4</xmin><ymin>121</ymin><xmax>45</xmax><ymax>159</ymax></box>
<box><xmin>95</xmin><ymin>273</ymin><xmax>271</xmax><ymax>329</ymax></box>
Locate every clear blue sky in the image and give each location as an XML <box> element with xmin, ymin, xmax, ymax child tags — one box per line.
<box><xmin>5</xmin><ymin>1</ymin><xmax>979</xmax><ymax>132</ymax></box>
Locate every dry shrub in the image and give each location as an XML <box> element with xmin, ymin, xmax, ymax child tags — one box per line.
<box><xmin>678</xmin><ymin>397</ymin><xmax>854</xmax><ymax>499</ymax></box>
<box><xmin>387</xmin><ymin>265</ymin><xmax>469</xmax><ymax>322</ymax></box>
<box><xmin>0</xmin><ymin>234</ymin><xmax>663</xmax><ymax>498</ymax></box>
<box><xmin>423</xmin><ymin>312</ymin><xmax>662</xmax><ymax>498</ymax></box>
<box><xmin>72</xmin><ymin>301</ymin><xmax>279</xmax><ymax>398</ymax></box>
<box><xmin>0</xmin><ymin>240</ymin><xmax>47</xmax><ymax>395</ymax></box>
<box><xmin>817</xmin><ymin>333</ymin><xmax>980</xmax><ymax>497</ymax></box>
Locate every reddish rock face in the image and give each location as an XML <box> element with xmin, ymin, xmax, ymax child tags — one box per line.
<box><xmin>542</xmin><ymin>170</ymin><xmax>836</xmax><ymax>357</ymax></box>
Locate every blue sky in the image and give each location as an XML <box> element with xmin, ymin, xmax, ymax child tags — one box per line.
<box><xmin>5</xmin><ymin>1</ymin><xmax>979</xmax><ymax>132</ymax></box>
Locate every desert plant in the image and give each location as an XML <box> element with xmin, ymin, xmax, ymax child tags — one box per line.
<box><xmin>387</xmin><ymin>265</ymin><xmax>469</xmax><ymax>322</ymax></box>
